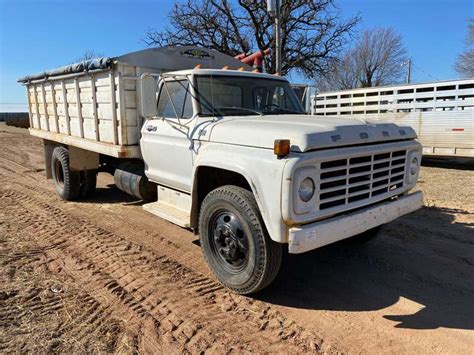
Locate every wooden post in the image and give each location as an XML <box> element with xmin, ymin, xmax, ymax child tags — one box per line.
<box><xmin>61</xmin><ymin>80</ymin><xmax>71</xmax><ymax>135</ymax></box>
<box><xmin>33</xmin><ymin>85</ymin><xmax>41</xmax><ymax>129</ymax></box>
<box><xmin>41</xmin><ymin>83</ymin><xmax>50</xmax><ymax>131</ymax></box>
<box><xmin>50</xmin><ymin>82</ymin><xmax>60</xmax><ymax>133</ymax></box>
<box><xmin>25</xmin><ymin>85</ymin><xmax>34</xmax><ymax>128</ymax></box>
<box><xmin>74</xmin><ymin>78</ymin><xmax>84</xmax><ymax>138</ymax></box>
<box><xmin>117</xmin><ymin>72</ymin><xmax>127</xmax><ymax>145</ymax></box>
<box><xmin>109</xmin><ymin>72</ymin><xmax>119</xmax><ymax>145</ymax></box>
<box><xmin>90</xmin><ymin>75</ymin><xmax>100</xmax><ymax>141</ymax></box>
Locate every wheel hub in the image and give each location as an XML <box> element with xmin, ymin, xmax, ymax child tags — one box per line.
<box><xmin>211</xmin><ymin>212</ymin><xmax>248</xmax><ymax>268</ymax></box>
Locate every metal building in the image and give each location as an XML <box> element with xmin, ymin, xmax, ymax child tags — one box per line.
<box><xmin>314</xmin><ymin>79</ymin><xmax>474</xmax><ymax>157</ymax></box>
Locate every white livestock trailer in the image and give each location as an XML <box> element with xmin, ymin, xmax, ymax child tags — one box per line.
<box><xmin>314</xmin><ymin>79</ymin><xmax>474</xmax><ymax>158</ymax></box>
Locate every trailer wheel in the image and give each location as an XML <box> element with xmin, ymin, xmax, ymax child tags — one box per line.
<box><xmin>51</xmin><ymin>146</ymin><xmax>80</xmax><ymax>201</ymax></box>
<box><xmin>80</xmin><ymin>170</ymin><xmax>97</xmax><ymax>198</ymax></box>
<box><xmin>199</xmin><ymin>185</ymin><xmax>282</xmax><ymax>294</ymax></box>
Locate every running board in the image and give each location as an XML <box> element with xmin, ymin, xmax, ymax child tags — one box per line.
<box><xmin>143</xmin><ymin>201</ymin><xmax>191</xmax><ymax>228</ymax></box>
<box><xmin>143</xmin><ymin>185</ymin><xmax>191</xmax><ymax>228</ymax></box>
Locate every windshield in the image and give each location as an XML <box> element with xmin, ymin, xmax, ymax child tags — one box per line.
<box><xmin>195</xmin><ymin>75</ymin><xmax>305</xmax><ymax>116</ymax></box>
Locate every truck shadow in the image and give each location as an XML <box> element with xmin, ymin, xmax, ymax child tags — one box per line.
<box><xmin>256</xmin><ymin>206</ymin><xmax>474</xmax><ymax>331</ymax></box>
<box><xmin>422</xmin><ymin>156</ymin><xmax>474</xmax><ymax>171</ymax></box>
<box><xmin>78</xmin><ymin>184</ymin><xmax>145</xmax><ymax>206</ymax></box>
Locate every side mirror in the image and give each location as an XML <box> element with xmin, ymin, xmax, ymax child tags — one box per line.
<box><xmin>140</xmin><ymin>73</ymin><xmax>158</xmax><ymax>119</ymax></box>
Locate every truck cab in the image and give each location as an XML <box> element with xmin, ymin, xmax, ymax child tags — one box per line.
<box><xmin>139</xmin><ymin>68</ymin><xmax>423</xmax><ymax>293</ymax></box>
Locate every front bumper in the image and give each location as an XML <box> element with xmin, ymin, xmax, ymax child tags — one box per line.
<box><xmin>288</xmin><ymin>191</ymin><xmax>423</xmax><ymax>254</ymax></box>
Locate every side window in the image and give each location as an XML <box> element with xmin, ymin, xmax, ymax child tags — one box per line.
<box><xmin>157</xmin><ymin>80</ymin><xmax>192</xmax><ymax>118</ymax></box>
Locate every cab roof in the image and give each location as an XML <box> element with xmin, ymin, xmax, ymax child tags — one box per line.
<box><xmin>164</xmin><ymin>68</ymin><xmax>288</xmax><ymax>81</ymax></box>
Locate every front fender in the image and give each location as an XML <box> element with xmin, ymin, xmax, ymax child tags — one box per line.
<box><xmin>192</xmin><ymin>142</ymin><xmax>289</xmax><ymax>243</ymax></box>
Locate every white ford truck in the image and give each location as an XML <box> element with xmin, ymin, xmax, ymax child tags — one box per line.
<box><xmin>19</xmin><ymin>46</ymin><xmax>423</xmax><ymax>294</ymax></box>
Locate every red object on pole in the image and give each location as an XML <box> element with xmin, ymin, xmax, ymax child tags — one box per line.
<box><xmin>234</xmin><ymin>49</ymin><xmax>270</xmax><ymax>72</ymax></box>
<box><xmin>234</xmin><ymin>53</ymin><xmax>247</xmax><ymax>61</ymax></box>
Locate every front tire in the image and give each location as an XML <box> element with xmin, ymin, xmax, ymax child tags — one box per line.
<box><xmin>199</xmin><ymin>185</ymin><xmax>282</xmax><ymax>294</ymax></box>
<box><xmin>51</xmin><ymin>146</ymin><xmax>80</xmax><ymax>201</ymax></box>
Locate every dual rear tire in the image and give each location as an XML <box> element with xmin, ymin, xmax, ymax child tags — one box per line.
<box><xmin>51</xmin><ymin>146</ymin><xmax>96</xmax><ymax>201</ymax></box>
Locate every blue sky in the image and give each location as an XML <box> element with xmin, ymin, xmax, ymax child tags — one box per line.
<box><xmin>1</xmin><ymin>0</ymin><xmax>472</xmax><ymax>111</ymax></box>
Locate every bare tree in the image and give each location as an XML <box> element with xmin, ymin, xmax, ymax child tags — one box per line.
<box><xmin>144</xmin><ymin>0</ymin><xmax>360</xmax><ymax>77</ymax></box>
<box><xmin>315</xmin><ymin>51</ymin><xmax>360</xmax><ymax>92</ymax></box>
<box><xmin>355</xmin><ymin>27</ymin><xmax>407</xmax><ymax>87</ymax></box>
<box><xmin>455</xmin><ymin>18</ymin><xmax>474</xmax><ymax>78</ymax></box>
<box><xmin>316</xmin><ymin>27</ymin><xmax>408</xmax><ymax>91</ymax></box>
<box><xmin>73</xmin><ymin>50</ymin><xmax>104</xmax><ymax>63</ymax></box>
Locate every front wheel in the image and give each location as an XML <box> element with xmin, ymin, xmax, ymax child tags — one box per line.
<box><xmin>199</xmin><ymin>185</ymin><xmax>282</xmax><ymax>295</ymax></box>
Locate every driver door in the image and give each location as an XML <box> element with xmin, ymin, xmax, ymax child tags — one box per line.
<box><xmin>140</xmin><ymin>79</ymin><xmax>194</xmax><ymax>192</ymax></box>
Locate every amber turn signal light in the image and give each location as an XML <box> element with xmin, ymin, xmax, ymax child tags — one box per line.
<box><xmin>274</xmin><ymin>139</ymin><xmax>290</xmax><ymax>158</ymax></box>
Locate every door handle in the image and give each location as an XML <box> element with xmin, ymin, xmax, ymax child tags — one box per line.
<box><xmin>146</xmin><ymin>125</ymin><xmax>157</xmax><ymax>132</ymax></box>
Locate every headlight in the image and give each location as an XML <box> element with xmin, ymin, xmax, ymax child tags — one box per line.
<box><xmin>409</xmin><ymin>156</ymin><xmax>419</xmax><ymax>176</ymax></box>
<box><xmin>406</xmin><ymin>153</ymin><xmax>420</xmax><ymax>184</ymax></box>
<box><xmin>298</xmin><ymin>177</ymin><xmax>315</xmax><ymax>202</ymax></box>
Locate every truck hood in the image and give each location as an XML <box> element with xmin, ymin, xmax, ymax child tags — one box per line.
<box><xmin>202</xmin><ymin>115</ymin><xmax>417</xmax><ymax>152</ymax></box>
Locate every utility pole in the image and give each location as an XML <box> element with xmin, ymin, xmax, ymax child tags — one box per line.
<box><xmin>405</xmin><ymin>59</ymin><xmax>411</xmax><ymax>84</ymax></box>
<box><xmin>267</xmin><ymin>0</ymin><xmax>281</xmax><ymax>75</ymax></box>
<box><xmin>275</xmin><ymin>1</ymin><xmax>281</xmax><ymax>75</ymax></box>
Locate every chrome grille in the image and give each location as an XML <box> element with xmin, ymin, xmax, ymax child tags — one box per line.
<box><xmin>318</xmin><ymin>150</ymin><xmax>407</xmax><ymax>210</ymax></box>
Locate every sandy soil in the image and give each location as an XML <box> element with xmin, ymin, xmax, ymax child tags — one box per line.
<box><xmin>0</xmin><ymin>123</ymin><xmax>473</xmax><ymax>354</ymax></box>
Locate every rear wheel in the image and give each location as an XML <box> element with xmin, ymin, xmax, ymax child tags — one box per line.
<box><xmin>199</xmin><ymin>185</ymin><xmax>282</xmax><ymax>294</ymax></box>
<box><xmin>51</xmin><ymin>146</ymin><xmax>80</xmax><ymax>201</ymax></box>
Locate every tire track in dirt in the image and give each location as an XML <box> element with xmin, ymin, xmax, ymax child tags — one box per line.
<box><xmin>0</xmin><ymin>212</ymin><xmax>95</xmax><ymax>352</ymax></box>
<box><xmin>1</xmin><ymin>189</ymin><xmax>216</xmax><ymax>353</ymax></box>
<box><xmin>1</xmin><ymin>185</ymin><xmax>331</xmax><ymax>353</ymax></box>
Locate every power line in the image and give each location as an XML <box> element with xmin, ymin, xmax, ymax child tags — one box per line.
<box><xmin>411</xmin><ymin>62</ymin><xmax>440</xmax><ymax>81</ymax></box>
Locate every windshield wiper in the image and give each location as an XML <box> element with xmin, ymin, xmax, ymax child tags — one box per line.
<box><xmin>213</xmin><ymin>106</ymin><xmax>264</xmax><ymax>116</ymax></box>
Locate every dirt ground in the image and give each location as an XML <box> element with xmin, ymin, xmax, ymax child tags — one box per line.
<box><xmin>0</xmin><ymin>122</ymin><xmax>473</xmax><ymax>354</ymax></box>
